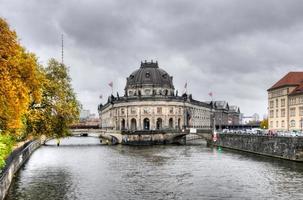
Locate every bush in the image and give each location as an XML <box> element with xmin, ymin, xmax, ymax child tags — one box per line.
<box><xmin>0</xmin><ymin>134</ymin><xmax>15</xmax><ymax>169</ymax></box>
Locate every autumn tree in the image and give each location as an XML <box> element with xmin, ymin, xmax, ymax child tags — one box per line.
<box><xmin>25</xmin><ymin>59</ymin><xmax>80</xmax><ymax>139</ymax></box>
<box><xmin>260</xmin><ymin>118</ymin><xmax>268</xmax><ymax>129</ymax></box>
<box><xmin>0</xmin><ymin>18</ymin><xmax>42</xmax><ymax>135</ymax></box>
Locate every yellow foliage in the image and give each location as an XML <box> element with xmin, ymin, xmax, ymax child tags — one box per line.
<box><xmin>0</xmin><ymin>18</ymin><xmax>42</xmax><ymax>134</ymax></box>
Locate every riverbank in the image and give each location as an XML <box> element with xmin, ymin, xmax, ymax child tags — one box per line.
<box><xmin>215</xmin><ymin>133</ymin><xmax>303</xmax><ymax>162</ymax></box>
<box><xmin>0</xmin><ymin>140</ymin><xmax>41</xmax><ymax>200</ymax></box>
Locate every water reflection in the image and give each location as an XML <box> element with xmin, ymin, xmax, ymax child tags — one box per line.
<box><xmin>5</xmin><ymin>137</ymin><xmax>303</xmax><ymax>200</ymax></box>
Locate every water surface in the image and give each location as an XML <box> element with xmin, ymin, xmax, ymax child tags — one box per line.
<box><xmin>6</xmin><ymin>136</ymin><xmax>303</xmax><ymax>200</ymax></box>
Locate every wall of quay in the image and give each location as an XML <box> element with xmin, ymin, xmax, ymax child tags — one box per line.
<box><xmin>215</xmin><ymin>134</ymin><xmax>303</xmax><ymax>161</ymax></box>
<box><xmin>0</xmin><ymin>140</ymin><xmax>41</xmax><ymax>200</ymax></box>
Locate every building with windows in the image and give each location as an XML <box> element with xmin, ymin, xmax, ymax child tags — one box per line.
<box><xmin>267</xmin><ymin>72</ymin><xmax>303</xmax><ymax>131</ymax></box>
<box><xmin>98</xmin><ymin>61</ymin><xmax>212</xmax><ymax>132</ymax></box>
<box><xmin>205</xmin><ymin>101</ymin><xmax>241</xmax><ymax>129</ymax></box>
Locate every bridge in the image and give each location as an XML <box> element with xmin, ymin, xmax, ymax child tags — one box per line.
<box><xmin>69</xmin><ymin>128</ymin><xmax>214</xmax><ymax>145</ymax></box>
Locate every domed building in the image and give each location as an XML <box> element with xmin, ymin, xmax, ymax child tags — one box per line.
<box><xmin>98</xmin><ymin>61</ymin><xmax>212</xmax><ymax>144</ymax></box>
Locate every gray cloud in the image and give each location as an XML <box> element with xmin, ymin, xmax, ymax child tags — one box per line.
<box><xmin>1</xmin><ymin>0</ymin><xmax>303</xmax><ymax>117</ymax></box>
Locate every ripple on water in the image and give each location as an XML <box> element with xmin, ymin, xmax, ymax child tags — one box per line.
<box><xmin>5</xmin><ymin>137</ymin><xmax>303</xmax><ymax>200</ymax></box>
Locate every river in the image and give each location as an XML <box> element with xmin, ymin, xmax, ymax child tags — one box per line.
<box><xmin>5</xmin><ymin>136</ymin><xmax>303</xmax><ymax>200</ymax></box>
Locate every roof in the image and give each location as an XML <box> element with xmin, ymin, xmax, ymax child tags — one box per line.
<box><xmin>229</xmin><ymin>105</ymin><xmax>240</xmax><ymax>113</ymax></box>
<box><xmin>125</xmin><ymin>61</ymin><xmax>174</xmax><ymax>89</ymax></box>
<box><xmin>268</xmin><ymin>72</ymin><xmax>303</xmax><ymax>91</ymax></box>
<box><xmin>289</xmin><ymin>82</ymin><xmax>303</xmax><ymax>96</ymax></box>
<box><xmin>208</xmin><ymin>101</ymin><xmax>229</xmax><ymax>110</ymax></box>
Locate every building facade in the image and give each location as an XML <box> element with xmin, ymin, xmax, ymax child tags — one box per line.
<box><xmin>206</xmin><ymin>101</ymin><xmax>241</xmax><ymax>129</ymax></box>
<box><xmin>98</xmin><ymin>61</ymin><xmax>212</xmax><ymax>131</ymax></box>
<box><xmin>268</xmin><ymin>72</ymin><xmax>303</xmax><ymax>131</ymax></box>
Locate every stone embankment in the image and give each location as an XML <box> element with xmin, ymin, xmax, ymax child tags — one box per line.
<box><xmin>0</xmin><ymin>140</ymin><xmax>41</xmax><ymax>200</ymax></box>
<box><xmin>215</xmin><ymin>134</ymin><xmax>303</xmax><ymax>161</ymax></box>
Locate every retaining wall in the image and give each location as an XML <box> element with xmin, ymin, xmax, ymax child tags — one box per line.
<box><xmin>215</xmin><ymin>134</ymin><xmax>303</xmax><ymax>161</ymax></box>
<box><xmin>0</xmin><ymin>140</ymin><xmax>41</xmax><ymax>200</ymax></box>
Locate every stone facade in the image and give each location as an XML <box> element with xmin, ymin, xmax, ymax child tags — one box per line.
<box><xmin>98</xmin><ymin>61</ymin><xmax>212</xmax><ymax>131</ymax></box>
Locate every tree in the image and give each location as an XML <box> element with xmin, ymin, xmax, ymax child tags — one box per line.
<box><xmin>0</xmin><ymin>18</ymin><xmax>42</xmax><ymax>135</ymax></box>
<box><xmin>25</xmin><ymin>59</ymin><xmax>80</xmax><ymax>138</ymax></box>
<box><xmin>260</xmin><ymin>118</ymin><xmax>268</xmax><ymax>129</ymax></box>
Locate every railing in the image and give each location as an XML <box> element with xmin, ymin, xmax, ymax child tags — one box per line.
<box><xmin>0</xmin><ymin>140</ymin><xmax>41</xmax><ymax>200</ymax></box>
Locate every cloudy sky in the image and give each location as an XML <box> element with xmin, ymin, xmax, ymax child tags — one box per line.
<box><xmin>1</xmin><ymin>0</ymin><xmax>303</xmax><ymax>118</ymax></box>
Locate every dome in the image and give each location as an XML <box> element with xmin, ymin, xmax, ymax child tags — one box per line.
<box><xmin>125</xmin><ymin>61</ymin><xmax>174</xmax><ymax>90</ymax></box>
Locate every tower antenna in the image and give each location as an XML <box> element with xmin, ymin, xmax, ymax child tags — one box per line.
<box><xmin>61</xmin><ymin>34</ymin><xmax>64</xmax><ymax>64</ymax></box>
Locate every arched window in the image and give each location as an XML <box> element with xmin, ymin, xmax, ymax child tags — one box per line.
<box><xmin>178</xmin><ymin>118</ymin><xmax>181</xmax><ymax>129</ymax></box>
<box><xmin>169</xmin><ymin>118</ymin><xmax>173</xmax><ymax>129</ymax></box>
<box><xmin>143</xmin><ymin>118</ymin><xmax>150</xmax><ymax>130</ymax></box>
<box><xmin>131</xmin><ymin>118</ymin><xmax>137</xmax><ymax>130</ymax></box>
<box><xmin>290</xmin><ymin>120</ymin><xmax>296</xmax><ymax>127</ymax></box>
<box><xmin>121</xmin><ymin>119</ymin><xmax>126</xmax><ymax>130</ymax></box>
<box><xmin>156</xmin><ymin>118</ymin><xmax>163</xmax><ymax>130</ymax></box>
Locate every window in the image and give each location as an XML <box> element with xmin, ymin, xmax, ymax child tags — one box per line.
<box><xmin>270</xmin><ymin>121</ymin><xmax>273</xmax><ymax>128</ymax></box>
<box><xmin>270</xmin><ymin>110</ymin><xmax>274</xmax><ymax>118</ymax></box>
<box><xmin>299</xmin><ymin>107</ymin><xmax>303</xmax><ymax>116</ymax></box>
<box><xmin>281</xmin><ymin>109</ymin><xmax>285</xmax><ymax>117</ymax></box>
<box><xmin>276</xmin><ymin>99</ymin><xmax>278</xmax><ymax>108</ymax></box>
<box><xmin>157</xmin><ymin>107</ymin><xmax>162</xmax><ymax>114</ymax></box>
<box><xmin>281</xmin><ymin>99</ymin><xmax>285</xmax><ymax>107</ymax></box>
<box><xmin>169</xmin><ymin>107</ymin><xmax>174</xmax><ymax>114</ymax></box>
<box><xmin>276</xmin><ymin>121</ymin><xmax>279</xmax><ymax>128</ymax></box>
<box><xmin>281</xmin><ymin>120</ymin><xmax>285</xmax><ymax>128</ymax></box>
<box><xmin>276</xmin><ymin>109</ymin><xmax>279</xmax><ymax>118</ymax></box>
<box><xmin>290</xmin><ymin>120</ymin><xmax>296</xmax><ymax>127</ymax></box>
<box><xmin>290</xmin><ymin>108</ymin><xmax>296</xmax><ymax>117</ymax></box>
<box><xmin>270</xmin><ymin>101</ymin><xmax>274</xmax><ymax>109</ymax></box>
<box><xmin>290</xmin><ymin>98</ymin><xmax>296</xmax><ymax>105</ymax></box>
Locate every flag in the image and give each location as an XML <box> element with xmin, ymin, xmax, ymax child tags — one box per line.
<box><xmin>99</xmin><ymin>95</ymin><xmax>103</xmax><ymax>99</ymax></box>
<box><xmin>208</xmin><ymin>92</ymin><xmax>213</xmax><ymax>97</ymax></box>
<box><xmin>108</xmin><ymin>81</ymin><xmax>113</xmax><ymax>88</ymax></box>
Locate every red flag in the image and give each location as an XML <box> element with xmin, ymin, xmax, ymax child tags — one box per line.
<box><xmin>99</xmin><ymin>95</ymin><xmax>103</xmax><ymax>99</ymax></box>
<box><xmin>108</xmin><ymin>81</ymin><xmax>113</xmax><ymax>88</ymax></box>
<box><xmin>208</xmin><ymin>92</ymin><xmax>213</xmax><ymax>97</ymax></box>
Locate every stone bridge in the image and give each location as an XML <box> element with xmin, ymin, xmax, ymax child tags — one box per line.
<box><xmin>70</xmin><ymin>128</ymin><xmax>214</xmax><ymax>145</ymax></box>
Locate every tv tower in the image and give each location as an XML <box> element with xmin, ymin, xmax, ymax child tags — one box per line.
<box><xmin>61</xmin><ymin>34</ymin><xmax>64</xmax><ymax>65</ymax></box>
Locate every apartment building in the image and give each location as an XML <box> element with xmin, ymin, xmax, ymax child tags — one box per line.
<box><xmin>267</xmin><ymin>72</ymin><xmax>303</xmax><ymax>131</ymax></box>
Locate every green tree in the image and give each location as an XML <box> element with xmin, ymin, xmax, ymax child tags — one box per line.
<box><xmin>26</xmin><ymin>59</ymin><xmax>80</xmax><ymax>139</ymax></box>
